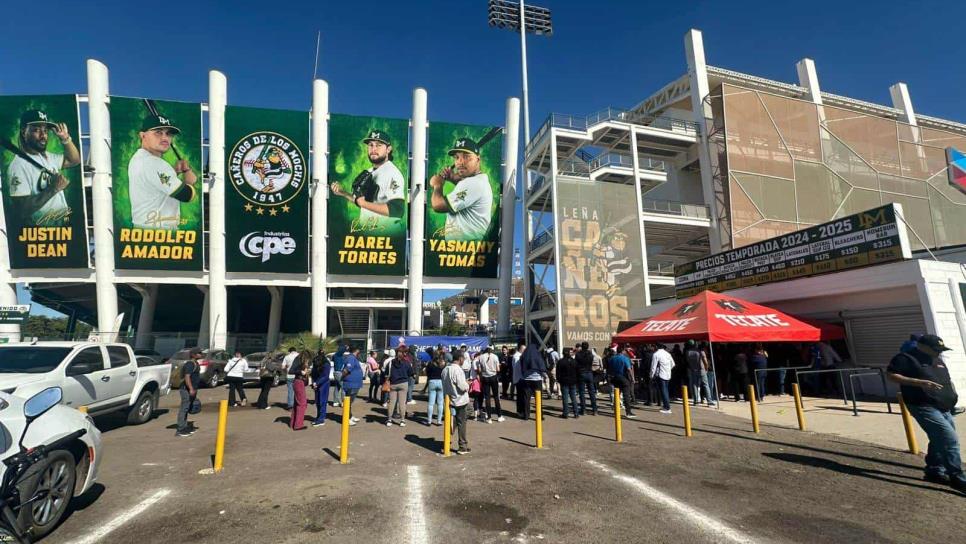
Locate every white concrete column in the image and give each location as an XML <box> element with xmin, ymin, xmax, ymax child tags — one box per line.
<box><xmin>629</xmin><ymin>128</ymin><xmax>652</xmax><ymax>307</ymax></box>
<box><xmin>132</xmin><ymin>284</ymin><xmax>157</xmax><ymax>349</ymax></box>
<box><xmin>684</xmin><ymin>29</ymin><xmax>723</xmax><ymax>253</ymax></box>
<box><xmin>0</xmin><ymin>186</ymin><xmax>21</xmax><ymax>342</ymax></box>
<box><xmin>266</xmin><ymin>286</ymin><xmax>283</xmax><ymax>350</ymax></box>
<box><xmin>197</xmin><ymin>286</ymin><xmax>210</xmax><ymax>347</ymax></box>
<box><xmin>498</xmin><ymin>97</ymin><xmax>520</xmax><ymax>335</ymax></box>
<box><xmin>208</xmin><ymin>71</ymin><xmax>228</xmax><ymax>350</ymax></box>
<box><xmin>796</xmin><ymin>59</ymin><xmax>823</xmax><ymax>105</ymax></box>
<box><xmin>407</xmin><ymin>88</ymin><xmax>428</xmax><ymax>335</ymax></box>
<box><xmin>890</xmin><ymin>83</ymin><xmax>917</xmax><ymax>126</ymax></box>
<box><xmin>86</xmin><ymin>60</ymin><xmax>119</xmax><ymax>339</ymax></box>
<box><xmin>311</xmin><ymin>79</ymin><xmax>329</xmax><ymax>338</ymax></box>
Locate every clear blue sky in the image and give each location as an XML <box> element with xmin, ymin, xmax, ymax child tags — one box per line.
<box><xmin>6</xmin><ymin>0</ymin><xmax>965</xmax><ymax>313</ymax></box>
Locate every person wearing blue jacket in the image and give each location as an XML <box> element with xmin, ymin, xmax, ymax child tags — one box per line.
<box><xmin>311</xmin><ymin>350</ymin><xmax>331</xmax><ymax>427</ymax></box>
<box><xmin>341</xmin><ymin>347</ymin><xmax>365</xmax><ymax>425</ymax></box>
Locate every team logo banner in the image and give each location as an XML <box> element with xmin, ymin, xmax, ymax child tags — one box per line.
<box><xmin>424</xmin><ymin>122</ymin><xmax>503</xmax><ymax>278</ymax></box>
<box><xmin>557</xmin><ymin>177</ymin><xmax>646</xmax><ymax>351</ymax></box>
<box><xmin>327</xmin><ymin>114</ymin><xmax>409</xmax><ymax>275</ymax></box>
<box><xmin>225</xmin><ymin>106</ymin><xmax>309</xmax><ymax>273</ymax></box>
<box><xmin>0</xmin><ymin>95</ymin><xmax>88</xmax><ymax>268</ymax></box>
<box><xmin>110</xmin><ymin>97</ymin><xmax>203</xmax><ymax>270</ymax></box>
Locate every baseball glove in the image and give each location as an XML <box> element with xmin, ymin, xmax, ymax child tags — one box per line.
<box><xmin>351</xmin><ymin>170</ymin><xmax>378</xmax><ymax>202</ymax></box>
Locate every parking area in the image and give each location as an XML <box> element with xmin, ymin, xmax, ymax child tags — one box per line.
<box><xmin>44</xmin><ymin>382</ymin><xmax>965</xmax><ymax>543</ymax></box>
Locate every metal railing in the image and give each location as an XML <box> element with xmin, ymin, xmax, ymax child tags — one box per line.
<box><xmin>792</xmin><ymin>367</ymin><xmax>893</xmax><ymax>416</ymax></box>
<box><xmin>530</xmin><ymin>229</ymin><xmax>554</xmax><ymax>252</ymax></box>
<box><xmin>641</xmin><ymin>198</ymin><xmax>710</xmax><ymax>219</ymax></box>
<box><xmin>526</xmin><ymin>108</ymin><xmax>699</xmax><ymax>157</ymax></box>
<box><xmin>647</xmin><ymin>261</ymin><xmax>676</xmax><ymax>276</ymax></box>
<box><xmin>590</xmin><ymin>152</ymin><xmax>633</xmax><ymax>170</ymax></box>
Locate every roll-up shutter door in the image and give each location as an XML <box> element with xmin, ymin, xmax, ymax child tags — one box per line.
<box><xmin>845</xmin><ymin>308</ymin><xmax>927</xmax><ymax>397</ymax></box>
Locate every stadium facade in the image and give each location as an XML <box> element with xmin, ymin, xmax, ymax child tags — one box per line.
<box><xmin>522</xmin><ymin>29</ymin><xmax>966</xmax><ymax>394</ymax></box>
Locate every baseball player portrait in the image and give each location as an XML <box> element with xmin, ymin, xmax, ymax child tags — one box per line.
<box><xmin>329</xmin><ymin>129</ymin><xmax>405</xmax><ymax>228</ymax></box>
<box><xmin>4</xmin><ymin>110</ymin><xmax>80</xmax><ymax>226</ymax></box>
<box><xmin>127</xmin><ymin>114</ymin><xmax>197</xmax><ymax>229</ymax></box>
<box><xmin>429</xmin><ymin>138</ymin><xmax>494</xmax><ymax>240</ymax></box>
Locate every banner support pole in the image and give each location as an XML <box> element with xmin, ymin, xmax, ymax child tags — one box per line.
<box><xmin>311</xmin><ymin>79</ymin><xmax>329</xmax><ymax>338</ymax></box>
<box><xmin>407</xmin><ymin>88</ymin><xmax>428</xmax><ymax>335</ymax></box>
<box><xmin>497</xmin><ymin>98</ymin><xmax>520</xmax><ymax>335</ymax></box>
<box><xmin>207</xmin><ymin>70</ymin><xmax>228</xmax><ymax>350</ymax></box>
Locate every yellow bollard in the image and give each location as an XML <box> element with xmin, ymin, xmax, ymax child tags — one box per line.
<box><xmin>681</xmin><ymin>386</ymin><xmax>692</xmax><ymax>437</ymax></box>
<box><xmin>339</xmin><ymin>396</ymin><xmax>351</xmax><ymax>464</ymax></box>
<box><xmin>443</xmin><ymin>395</ymin><xmax>451</xmax><ymax>457</ymax></box>
<box><xmin>614</xmin><ymin>387</ymin><xmax>623</xmax><ymax>442</ymax></box>
<box><xmin>792</xmin><ymin>383</ymin><xmax>806</xmax><ymax>431</ymax></box>
<box><xmin>747</xmin><ymin>384</ymin><xmax>760</xmax><ymax>433</ymax></box>
<box><xmin>535</xmin><ymin>390</ymin><xmax>544</xmax><ymax>448</ymax></box>
<box><xmin>214</xmin><ymin>400</ymin><xmax>228</xmax><ymax>472</ymax></box>
<box><xmin>77</xmin><ymin>405</ymin><xmax>88</xmax><ymax>414</ymax></box>
<box><xmin>897</xmin><ymin>393</ymin><xmax>919</xmax><ymax>455</ymax></box>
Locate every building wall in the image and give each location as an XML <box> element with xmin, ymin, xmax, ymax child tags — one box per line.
<box><xmin>714</xmin><ymin>83</ymin><xmax>966</xmax><ymax>251</ymax></box>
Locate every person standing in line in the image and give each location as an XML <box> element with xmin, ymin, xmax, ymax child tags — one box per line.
<box><xmin>556</xmin><ymin>348</ymin><xmax>579</xmax><ymax>419</ymax></box>
<box><xmin>731</xmin><ymin>347</ymin><xmax>751</xmax><ymax>401</ymax></box>
<box><xmin>254</xmin><ymin>354</ymin><xmax>276</xmax><ymax>410</ymax></box>
<box><xmin>476</xmin><ymin>345</ymin><xmax>504</xmax><ymax>423</ymax></box>
<box><xmin>281</xmin><ymin>347</ymin><xmax>300</xmax><ymax>410</ymax></box>
<box><xmin>520</xmin><ymin>342</ymin><xmax>547</xmax><ymax>421</ymax></box>
<box><xmin>639</xmin><ymin>344</ymin><xmax>655</xmax><ymax>406</ymax></box>
<box><xmin>685</xmin><ymin>340</ymin><xmax>712</xmax><ymax>407</ymax></box>
<box><xmin>751</xmin><ymin>343</ymin><xmax>769</xmax><ymax>400</ymax></box>
<box><xmin>576</xmin><ymin>342</ymin><xmax>598</xmax><ymax>416</ymax></box>
<box><xmin>366</xmin><ymin>350</ymin><xmax>382</xmax><ymax>403</ymax></box>
<box><xmin>700</xmin><ymin>342</ymin><xmax>718</xmax><ymax>404</ymax></box>
<box><xmin>380</xmin><ymin>349</ymin><xmax>396</xmax><ymax>407</ymax></box>
<box><xmin>607</xmin><ymin>345</ymin><xmax>637</xmax><ymax>418</ymax></box>
<box><xmin>341</xmin><ymin>347</ymin><xmax>364</xmax><ymax>426</ymax></box>
<box><xmin>512</xmin><ymin>342</ymin><xmax>525</xmax><ymax>417</ymax></box>
<box><xmin>386</xmin><ymin>348</ymin><xmax>414</xmax><ymax>427</ymax></box>
<box><xmin>886</xmin><ymin>334</ymin><xmax>964</xmax><ymax>493</ymax></box>
<box><xmin>650</xmin><ymin>344</ymin><xmax>674</xmax><ymax>414</ymax></box>
<box><xmin>290</xmin><ymin>351</ymin><xmax>311</xmax><ymax>430</ymax></box>
<box><xmin>331</xmin><ymin>343</ymin><xmax>348</xmax><ymax>407</ymax></box>
<box><xmin>225</xmin><ymin>350</ymin><xmax>249</xmax><ymax>407</ymax></box>
<box><xmin>498</xmin><ymin>346</ymin><xmax>512</xmax><ymax>399</ymax></box>
<box><xmin>397</xmin><ymin>345</ymin><xmax>418</xmax><ymax>406</ymax></box>
<box><xmin>425</xmin><ymin>354</ymin><xmax>446</xmax><ymax>426</ymax></box>
<box><xmin>175</xmin><ymin>348</ymin><xmax>202</xmax><ymax>437</ymax></box>
<box><xmin>442</xmin><ymin>356</ymin><xmax>471</xmax><ymax>455</ymax></box>
<box><xmin>311</xmin><ymin>349</ymin><xmax>331</xmax><ymax>426</ymax></box>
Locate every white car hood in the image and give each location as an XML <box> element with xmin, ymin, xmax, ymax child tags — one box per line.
<box><xmin>0</xmin><ymin>373</ymin><xmax>47</xmax><ymax>392</ymax></box>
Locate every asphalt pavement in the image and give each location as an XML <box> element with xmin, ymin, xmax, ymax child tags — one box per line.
<box><xmin>43</xmin><ymin>382</ymin><xmax>965</xmax><ymax>544</ymax></box>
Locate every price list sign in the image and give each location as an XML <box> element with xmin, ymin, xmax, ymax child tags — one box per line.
<box><xmin>674</xmin><ymin>204</ymin><xmax>911</xmax><ymax>298</ymax></box>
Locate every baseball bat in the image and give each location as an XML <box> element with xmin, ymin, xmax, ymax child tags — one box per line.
<box><xmin>143</xmin><ymin>98</ymin><xmax>184</xmax><ymax>161</ymax></box>
<box><xmin>0</xmin><ymin>137</ymin><xmax>59</xmax><ymax>175</ymax></box>
<box><xmin>477</xmin><ymin>126</ymin><xmax>503</xmax><ymax>149</ymax></box>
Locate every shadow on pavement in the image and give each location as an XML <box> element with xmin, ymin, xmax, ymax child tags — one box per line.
<box><xmin>404</xmin><ymin>434</ymin><xmax>440</xmax><ymax>454</ymax></box>
<box><xmin>321</xmin><ymin>448</ymin><xmax>340</xmax><ymax>461</ymax></box>
<box><xmin>761</xmin><ymin>452</ymin><xmax>962</xmax><ymax>497</ymax></box>
<box><xmin>640</xmin><ymin>419</ymin><xmax>922</xmax><ymax>471</ymax></box>
<box><xmin>573</xmin><ymin>431</ymin><xmax>616</xmax><ymax>442</ymax></box>
<box><xmin>499</xmin><ymin>436</ymin><xmax>533</xmax><ymax>448</ymax></box>
<box><xmin>633</xmin><ymin>424</ymin><xmax>681</xmax><ymax>437</ymax></box>
<box><xmin>94</xmin><ymin>409</ymin><xmax>170</xmax><ymax>434</ymax></box>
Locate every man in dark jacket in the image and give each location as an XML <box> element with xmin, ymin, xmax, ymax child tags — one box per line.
<box><xmin>520</xmin><ymin>343</ymin><xmax>547</xmax><ymax>421</ymax></box>
<box><xmin>887</xmin><ymin>334</ymin><xmax>964</xmax><ymax>493</ymax></box>
<box><xmin>607</xmin><ymin>345</ymin><xmax>637</xmax><ymax>418</ymax></box>
<box><xmin>575</xmin><ymin>342</ymin><xmax>598</xmax><ymax>416</ymax></box>
<box><xmin>556</xmin><ymin>348</ymin><xmax>580</xmax><ymax>418</ymax></box>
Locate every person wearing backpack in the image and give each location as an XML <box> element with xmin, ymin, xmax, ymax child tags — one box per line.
<box><xmin>340</xmin><ymin>347</ymin><xmax>364</xmax><ymax>426</ymax></box>
<box><xmin>176</xmin><ymin>348</ymin><xmax>203</xmax><ymax>437</ymax></box>
<box><xmin>575</xmin><ymin>342</ymin><xmax>598</xmax><ymax>416</ymax></box>
<box><xmin>225</xmin><ymin>350</ymin><xmax>249</xmax><ymax>407</ymax></box>
<box><xmin>685</xmin><ymin>340</ymin><xmax>714</xmax><ymax>407</ymax></box>
<box><xmin>886</xmin><ymin>334</ymin><xmax>964</xmax><ymax>493</ymax></box>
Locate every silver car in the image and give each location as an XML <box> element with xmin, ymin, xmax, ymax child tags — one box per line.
<box><xmin>241</xmin><ymin>352</ymin><xmax>285</xmax><ymax>387</ymax></box>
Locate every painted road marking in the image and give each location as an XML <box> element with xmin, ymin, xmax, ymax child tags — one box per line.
<box><xmin>587</xmin><ymin>460</ymin><xmax>757</xmax><ymax>544</ymax></box>
<box><xmin>69</xmin><ymin>488</ymin><xmax>172</xmax><ymax>544</ymax></box>
<box><xmin>407</xmin><ymin>465</ymin><xmax>428</xmax><ymax>544</ymax></box>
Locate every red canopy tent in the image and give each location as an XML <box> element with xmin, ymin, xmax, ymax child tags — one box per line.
<box><xmin>612</xmin><ymin>290</ymin><xmax>840</xmax><ymax>344</ymax></box>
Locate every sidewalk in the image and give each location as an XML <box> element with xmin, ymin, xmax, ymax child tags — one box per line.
<box><xmin>708</xmin><ymin>394</ymin><xmax>966</xmax><ymax>452</ymax></box>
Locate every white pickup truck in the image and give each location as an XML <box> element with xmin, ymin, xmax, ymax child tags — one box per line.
<box><xmin>0</xmin><ymin>342</ymin><xmax>171</xmax><ymax>425</ymax></box>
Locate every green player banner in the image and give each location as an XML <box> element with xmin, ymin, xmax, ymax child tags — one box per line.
<box><xmin>424</xmin><ymin>122</ymin><xmax>503</xmax><ymax>278</ymax></box>
<box><xmin>327</xmin><ymin>114</ymin><xmax>409</xmax><ymax>276</ymax></box>
<box><xmin>225</xmin><ymin>106</ymin><xmax>309</xmax><ymax>273</ymax></box>
<box><xmin>110</xmin><ymin>97</ymin><xmax>203</xmax><ymax>270</ymax></box>
<box><xmin>0</xmin><ymin>95</ymin><xmax>88</xmax><ymax>269</ymax></box>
